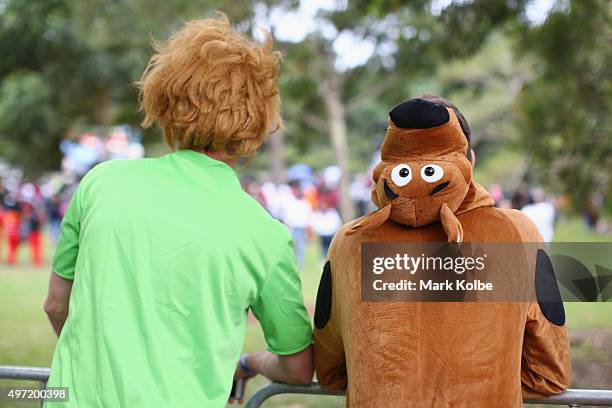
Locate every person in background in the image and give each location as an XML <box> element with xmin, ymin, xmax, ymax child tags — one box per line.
<box><xmin>0</xmin><ymin>182</ymin><xmax>6</xmax><ymax>205</ymax></box>
<box><xmin>521</xmin><ymin>188</ymin><xmax>557</xmax><ymax>243</ymax></box>
<box><xmin>583</xmin><ymin>193</ymin><xmax>605</xmax><ymax>232</ymax></box>
<box><xmin>311</xmin><ymin>200</ymin><xmax>342</xmax><ymax>258</ymax></box>
<box><xmin>511</xmin><ymin>186</ymin><xmax>531</xmax><ymax>210</ymax></box>
<box><xmin>350</xmin><ymin>174</ymin><xmax>371</xmax><ymax>217</ymax></box>
<box><xmin>0</xmin><ymin>182</ymin><xmax>7</xmax><ymax>260</ymax></box>
<box><xmin>46</xmin><ymin>193</ymin><xmax>64</xmax><ymax>245</ymax></box>
<box><xmin>4</xmin><ymin>197</ymin><xmax>20</xmax><ymax>265</ymax></box>
<box><xmin>489</xmin><ymin>183</ymin><xmax>504</xmax><ymax>207</ymax></box>
<box><xmin>0</xmin><ymin>212</ymin><xmax>3</xmax><ymax>262</ymax></box>
<box><xmin>317</xmin><ymin>180</ymin><xmax>339</xmax><ymax>212</ymax></box>
<box><xmin>280</xmin><ymin>181</ymin><xmax>312</xmax><ymax>268</ymax></box>
<box><xmin>43</xmin><ymin>15</ymin><xmax>313</xmax><ymax>408</ymax></box>
<box><xmin>20</xmin><ymin>201</ymin><xmax>44</xmax><ymax>266</ymax></box>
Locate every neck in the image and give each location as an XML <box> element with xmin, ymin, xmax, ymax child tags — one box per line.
<box><xmin>192</xmin><ymin>149</ymin><xmax>237</xmax><ymax>168</ymax></box>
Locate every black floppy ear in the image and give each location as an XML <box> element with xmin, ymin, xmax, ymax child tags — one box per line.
<box><xmin>389</xmin><ymin>98</ymin><xmax>449</xmax><ymax>129</ymax></box>
<box><xmin>535</xmin><ymin>249</ymin><xmax>566</xmax><ymax>326</ymax></box>
<box><xmin>314</xmin><ymin>261</ymin><xmax>333</xmax><ymax>329</ymax></box>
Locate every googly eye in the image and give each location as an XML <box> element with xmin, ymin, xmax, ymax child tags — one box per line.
<box><xmin>421</xmin><ymin>164</ymin><xmax>444</xmax><ymax>183</ymax></box>
<box><xmin>390</xmin><ymin>164</ymin><xmax>412</xmax><ymax>187</ymax></box>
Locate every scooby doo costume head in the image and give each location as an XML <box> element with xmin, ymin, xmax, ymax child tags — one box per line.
<box><xmin>347</xmin><ymin>97</ymin><xmax>491</xmax><ymax>242</ymax></box>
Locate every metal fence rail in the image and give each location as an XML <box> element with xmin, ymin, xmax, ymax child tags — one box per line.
<box><xmin>0</xmin><ymin>366</ymin><xmax>50</xmax><ymax>408</ymax></box>
<box><xmin>0</xmin><ymin>365</ymin><xmax>50</xmax><ymax>383</ymax></box>
<box><xmin>2</xmin><ymin>365</ymin><xmax>612</xmax><ymax>407</ymax></box>
<box><xmin>245</xmin><ymin>382</ymin><xmax>344</xmax><ymax>407</ymax></box>
<box><xmin>244</xmin><ymin>382</ymin><xmax>612</xmax><ymax>407</ymax></box>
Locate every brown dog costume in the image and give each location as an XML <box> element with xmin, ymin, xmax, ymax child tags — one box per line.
<box><xmin>313</xmin><ymin>97</ymin><xmax>570</xmax><ymax>407</ymax></box>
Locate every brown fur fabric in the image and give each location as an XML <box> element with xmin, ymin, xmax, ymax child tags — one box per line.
<box><xmin>314</xmin><ymin>98</ymin><xmax>570</xmax><ymax>407</ymax></box>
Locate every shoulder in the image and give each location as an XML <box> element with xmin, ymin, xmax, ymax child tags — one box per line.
<box><xmin>335</xmin><ymin>216</ymin><xmax>366</xmax><ymax>241</ymax></box>
<box><xmin>75</xmin><ymin>158</ymin><xmax>164</xmax><ymax>205</ymax></box>
<box><xmin>236</xmin><ymin>189</ymin><xmax>292</xmax><ymax>243</ymax></box>
<box><xmin>80</xmin><ymin>158</ymin><xmax>153</xmax><ymax>184</ymax></box>
<box><xmin>495</xmin><ymin>208</ymin><xmax>542</xmax><ymax>241</ymax></box>
<box><xmin>458</xmin><ymin>206</ymin><xmax>542</xmax><ymax>242</ymax></box>
<box><xmin>327</xmin><ymin>216</ymin><xmax>368</xmax><ymax>260</ymax></box>
<box><xmin>337</xmin><ymin>217</ymin><xmax>364</xmax><ymax>236</ymax></box>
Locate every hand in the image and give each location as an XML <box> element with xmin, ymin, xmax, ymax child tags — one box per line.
<box><xmin>228</xmin><ymin>378</ymin><xmax>249</xmax><ymax>405</ymax></box>
<box><xmin>229</xmin><ymin>355</ymin><xmax>257</xmax><ymax>404</ymax></box>
<box><xmin>234</xmin><ymin>354</ymin><xmax>257</xmax><ymax>381</ymax></box>
<box><xmin>234</xmin><ymin>365</ymin><xmax>252</xmax><ymax>382</ymax></box>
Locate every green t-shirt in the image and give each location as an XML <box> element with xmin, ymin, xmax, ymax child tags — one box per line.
<box><xmin>45</xmin><ymin>149</ymin><xmax>312</xmax><ymax>407</ymax></box>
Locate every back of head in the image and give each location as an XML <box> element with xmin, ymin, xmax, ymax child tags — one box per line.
<box><xmin>137</xmin><ymin>14</ymin><xmax>282</xmax><ymax>159</ymax></box>
<box><xmin>418</xmin><ymin>94</ymin><xmax>472</xmax><ymax>159</ymax></box>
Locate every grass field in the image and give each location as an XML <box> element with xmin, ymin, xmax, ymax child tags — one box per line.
<box><xmin>0</xmin><ymin>218</ymin><xmax>611</xmax><ymax>407</ymax></box>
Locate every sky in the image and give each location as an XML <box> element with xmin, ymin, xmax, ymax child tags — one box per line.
<box><xmin>253</xmin><ymin>0</ymin><xmax>562</xmax><ymax>71</ymax></box>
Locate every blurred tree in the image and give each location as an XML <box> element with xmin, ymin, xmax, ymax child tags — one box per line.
<box><xmin>0</xmin><ymin>0</ymin><xmax>253</xmax><ymax>175</ymax></box>
<box><xmin>6</xmin><ymin>0</ymin><xmax>604</xmax><ymax>221</ymax></box>
<box><xmin>436</xmin><ymin>33</ymin><xmax>531</xmax><ymax>186</ymax></box>
<box><xmin>0</xmin><ymin>72</ymin><xmax>62</xmax><ymax>172</ymax></box>
<box><xmin>66</xmin><ymin>0</ymin><xmax>255</xmax><ymax>128</ymax></box>
<box><xmin>0</xmin><ymin>0</ymin><xmax>97</xmax><ymax>174</ymax></box>
<box><xmin>514</xmin><ymin>0</ymin><xmax>611</xmax><ymax>212</ymax></box>
<box><xmin>267</xmin><ymin>0</ymin><xmax>527</xmax><ymax>219</ymax></box>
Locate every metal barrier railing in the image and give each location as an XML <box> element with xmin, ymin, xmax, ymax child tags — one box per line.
<box><xmin>0</xmin><ymin>365</ymin><xmax>49</xmax><ymax>408</ymax></box>
<box><xmin>244</xmin><ymin>382</ymin><xmax>344</xmax><ymax>407</ymax></box>
<box><xmin>243</xmin><ymin>382</ymin><xmax>612</xmax><ymax>407</ymax></box>
<box><xmin>0</xmin><ymin>365</ymin><xmax>50</xmax><ymax>383</ymax></box>
<box><xmin>2</xmin><ymin>365</ymin><xmax>612</xmax><ymax>407</ymax></box>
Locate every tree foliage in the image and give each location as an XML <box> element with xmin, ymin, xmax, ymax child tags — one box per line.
<box><xmin>0</xmin><ymin>0</ymin><xmax>609</xmax><ymax>216</ymax></box>
<box><xmin>514</xmin><ymin>0</ymin><xmax>611</xmax><ymax>210</ymax></box>
<box><xmin>0</xmin><ymin>0</ymin><xmax>93</xmax><ymax>174</ymax></box>
<box><xmin>0</xmin><ymin>0</ymin><xmax>251</xmax><ymax>175</ymax></box>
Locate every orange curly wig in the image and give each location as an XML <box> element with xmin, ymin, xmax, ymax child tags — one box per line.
<box><xmin>137</xmin><ymin>14</ymin><xmax>282</xmax><ymax>158</ymax></box>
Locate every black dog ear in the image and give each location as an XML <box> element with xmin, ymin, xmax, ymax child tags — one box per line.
<box><xmin>535</xmin><ymin>249</ymin><xmax>566</xmax><ymax>326</ymax></box>
<box><xmin>314</xmin><ymin>261</ymin><xmax>333</xmax><ymax>329</ymax></box>
<box><xmin>389</xmin><ymin>98</ymin><xmax>450</xmax><ymax>129</ymax></box>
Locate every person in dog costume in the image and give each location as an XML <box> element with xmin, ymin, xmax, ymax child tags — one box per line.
<box><xmin>313</xmin><ymin>95</ymin><xmax>570</xmax><ymax>407</ymax></box>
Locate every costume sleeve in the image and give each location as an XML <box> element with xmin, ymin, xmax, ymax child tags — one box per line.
<box><xmin>521</xmin><ymin>301</ymin><xmax>571</xmax><ymax>398</ymax></box>
<box><xmin>51</xmin><ymin>186</ymin><xmax>83</xmax><ymax>280</ymax></box>
<box><xmin>250</xmin><ymin>241</ymin><xmax>313</xmax><ymax>355</ymax></box>
<box><xmin>313</xmin><ymin>257</ymin><xmax>347</xmax><ymax>391</ymax></box>
<box><xmin>521</xmin><ymin>248</ymin><xmax>571</xmax><ymax>398</ymax></box>
<box><xmin>502</xmin><ymin>209</ymin><xmax>571</xmax><ymax>398</ymax></box>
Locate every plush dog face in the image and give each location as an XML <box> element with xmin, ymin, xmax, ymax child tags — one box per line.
<box><xmin>371</xmin><ymin>98</ymin><xmax>472</xmax><ymax>227</ymax></box>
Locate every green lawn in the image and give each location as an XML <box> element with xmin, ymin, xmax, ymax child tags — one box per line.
<box><xmin>0</xmin><ymin>218</ymin><xmax>611</xmax><ymax>407</ymax></box>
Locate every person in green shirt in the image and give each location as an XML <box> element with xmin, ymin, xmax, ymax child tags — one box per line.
<box><xmin>43</xmin><ymin>14</ymin><xmax>313</xmax><ymax>407</ymax></box>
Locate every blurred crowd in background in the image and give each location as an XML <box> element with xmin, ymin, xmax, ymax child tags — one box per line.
<box><xmin>0</xmin><ymin>128</ymin><xmax>144</xmax><ymax>266</ymax></box>
<box><xmin>2</xmin><ymin>144</ymin><xmax>607</xmax><ymax>268</ymax></box>
<box><xmin>0</xmin><ymin>176</ymin><xmax>74</xmax><ymax>266</ymax></box>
